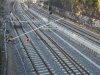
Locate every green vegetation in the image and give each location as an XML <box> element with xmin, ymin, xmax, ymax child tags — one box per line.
<box><xmin>0</xmin><ymin>0</ymin><xmax>4</xmax><ymax>74</ymax></box>
<box><xmin>69</xmin><ymin>0</ymin><xmax>100</xmax><ymax>19</ymax></box>
<box><xmin>0</xmin><ymin>0</ymin><xmax>4</xmax><ymax>18</ymax></box>
<box><xmin>43</xmin><ymin>0</ymin><xmax>100</xmax><ymax>32</ymax></box>
<box><xmin>54</xmin><ymin>0</ymin><xmax>100</xmax><ymax>18</ymax></box>
<box><xmin>45</xmin><ymin>0</ymin><xmax>100</xmax><ymax>19</ymax></box>
<box><xmin>0</xmin><ymin>0</ymin><xmax>4</xmax><ymax>40</ymax></box>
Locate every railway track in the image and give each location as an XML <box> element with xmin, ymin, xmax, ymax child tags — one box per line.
<box><xmin>40</xmin><ymin>30</ymin><xmax>90</xmax><ymax>75</ymax></box>
<box><xmin>22</xmin><ymin>4</ymin><xmax>100</xmax><ymax>54</ymax></box>
<box><xmin>18</xmin><ymin>5</ymin><xmax>90</xmax><ymax>74</ymax></box>
<box><xmin>28</xmin><ymin>4</ymin><xmax>100</xmax><ymax>46</ymax></box>
<box><xmin>10</xmin><ymin>13</ymin><xmax>55</xmax><ymax>75</ymax></box>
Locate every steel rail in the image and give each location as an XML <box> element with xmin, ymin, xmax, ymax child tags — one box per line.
<box><xmin>13</xmin><ymin>11</ymin><xmax>54</xmax><ymax>75</ymax></box>
<box><xmin>29</xmin><ymin>4</ymin><xmax>100</xmax><ymax>45</ymax></box>
<box><xmin>22</xmin><ymin>7</ymin><xmax>90</xmax><ymax>74</ymax></box>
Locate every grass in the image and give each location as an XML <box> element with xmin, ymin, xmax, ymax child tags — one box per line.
<box><xmin>0</xmin><ymin>1</ymin><xmax>4</xmax><ymax>74</ymax></box>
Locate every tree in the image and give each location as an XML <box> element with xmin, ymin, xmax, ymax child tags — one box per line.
<box><xmin>98</xmin><ymin>0</ymin><xmax>100</xmax><ymax>12</ymax></box>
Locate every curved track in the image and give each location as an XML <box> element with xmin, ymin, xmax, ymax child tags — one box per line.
<box><xmin>29</xmin><ymin>4</ymin><xmax>100</xmax><ymax>45</ymax></box>
<box><xmin>10</xmin><ymin>13</ymin><xmax>55</xmax><ymax>75</ymax></box>
<box><xmin>17</xmin><ymin>4</ymin><xmax>90</xmax><ymax>75</ymax></box>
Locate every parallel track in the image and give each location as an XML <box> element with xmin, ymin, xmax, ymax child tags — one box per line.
<box><xmin>8</xmin><ymin>3</ymin><xmax>91</xmax><ymax>74</ymax></box>
<box><xmin>20</xmin><ymin>5</ymin><xmax>90</xmax><ymax>75</ymax></box>
<box><xmin>29</xmin><ymin>4</ymin><xmax>100</xmax><ymax>45</ymax></box>
<box><xmin>10</xmin><ymin>13</ymin><xmax>55</xmax><ymax>75</ymax></box>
